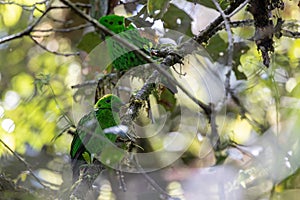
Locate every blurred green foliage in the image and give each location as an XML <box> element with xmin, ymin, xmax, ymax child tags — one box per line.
<box><xmin>0</xmin><ymin>2</ymin><xmax>75</xmax><ymax>156</ymax></box>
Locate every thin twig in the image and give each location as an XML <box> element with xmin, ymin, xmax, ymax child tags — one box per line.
<box><xmin>282</xmin><ymin>29</ymin><xmax>300</xmax><ymax>38</ymax></box>
<box><xmin>0</xmin><ymin>5</ymin><xmax>57</xmax><ymax>44</ymax></box>
<box><xmin>230</xmin><ymin>19</ymin><xmax>253</xmax><ymax>27</ymax></box>
<box><xmin>47</xmin><ymin>83</ymin><xmax>74</xmax><ymax>127</ymax></box>
<box><xmin>32</xmin><ymin>23</ymin><xmax>92</xmax><ymax>33</ymax></box>
<box><xmin>30</xmin><ymin>35</ymin><xmax>80</xmax><ymax>56</ymax></box>
<box><xmin>228</xmin><ymin>0</ymin><xmax>250</xmax><ymax>18</ymax></box>
<box><xmin>132</xmin><ymin>155</ymin><xmax>176</xmax><ymax>200</ymax></box>
<box><xmin>0</xmin><ymin>8</ymin><xmax>48</xmax><ymax>44</ymax></box>
<box><xmin>210</xmin><ymin>0</ymin><xmax>234</xmax><ymax>148</ymax></box>
<box><xmin>0</xmin><ymin>0</ymin><xmax>49</xmax><ymax>9</ymax></box>
<box><xmin>0</xmin><ymin>2</ymin><xmax>90</xmax><ymax>44</ymax></box>
<box><xmin>0</xmin><ymin>139</ymin><xmax>49</xmax><ymax>189</ymax></box>
<box><xmin>0</xmin><ymin>0</ymin><xmax>89</xmax><ymax>8</ymax></box>
<box><xmin>49</xmin><ymin>16</ymin><xmax>73</xmax><ymax>24</ymax></box>
<box><xmin>71</xmin><ymin>80</ymin><xmax>98</xmax><ymax>89</ymax></box>
<box><xmin>194</xmin><ymin>0</ymin><xmax>250</xmax><ymax>44</ymax></box>
<box><xmin>212</xmin><ymin>0</ymin><xmax>234</xmax><ymax>68</ymax></box>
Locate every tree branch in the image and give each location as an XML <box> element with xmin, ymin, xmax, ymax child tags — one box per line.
<box><xmin>0</xmin><ymin>6</ymin><xmax>52</xmax><ymax>44</ymax></box>
<box><xmin>0</xmin><ymin>0</ymin><xmax>50</xmax><ymax>10</ymax></box>
<box><xmin>0</xmin><ymin>2</ymin><xmax>90</xmax><ymax>44</ymax></box>
<box><xmin>59</xmin><ymin>0</ymin><xmax>211</xmax><ymax>117</ymax></box>
<box><xmin>212</xmin><ymin>0</ymin><xmax>235</xmax><ymax>68</ymax></box>
<box><xmin>194</xmin><ymin>0</ymin><xmax>249</xmax><ymax>44</ymax></box>
<box><xmin>30</xmin><ymin>35</ymin><xmax>80</xmax><ymax>56</ymax></box>
<box><xmin>0</xmin><ymin>139</ymin><xmax>49</xmax><ymax>189</ymax></box>
<box><xmin>282</xmin><ymin>29</ymin><xmax>300</xmax><ymax>38</ymax></box>
<box><xmin>32</xmin><ymin>23</ymin><xmax>92</xmax><ymax>33</ymax></box>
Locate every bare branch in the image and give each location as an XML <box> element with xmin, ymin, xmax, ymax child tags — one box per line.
<box><xmin>0</xmin><ymin>1</ymin><xmax>91</xmax><ymax>44</ymax></box>
<box><xmin>71</xmin><ymin>79</ymin><xmax>98</xmax><ymax>89</ymax></box>
<box><xmin>32</xmin><ymin>23</ymin><xmax>92</xmax><ymax>33</ymax></box>
<box><xmin>209</xmin><ymin>1</ymin><xmax>234</xmax><ymax>148</ymax></box>
<box><xmin>212</xmin><ymin>0</ymin><xmax>234</xmax><ymax>68</ymax></box>
<box><xmin>228</xmin><ymin>0</ymin><xmax>250</xmax><ymax>18</ymax></box>
<box><xmin>132</xmin><ymin>155</ymin><xmax>178</xmax><ymax>200</ymax></box>
<box><xmin>194</xmin><ymin>0</ymin><xmax>250</xmax><ymax>44</ymax></box>
<box><xmin>0</xmin><ymin>0</ymin><xmax>50</xmax><ymax>10</ymax></box>
<box><xmin>282</xmin><ymin>29</ymin><xmax>300</xmax><ymax>38</ymax></box>
<box><xmin>0</xmin><ymin>139</ymin><xmax>49</xmax><ymax>189</ymax></box>
<box><xmin>30</xmin><ymin>35</ymin><xmax>80</xmax><ymax>56</ymax></box>
<box><xmin>213</xmin><ymin>18</ymin><xmax>300</xmax><ymax>40</ymax></box>
<box><xmin>0</xmin><ymin>6</ymin><xmax>52</xmax><ymax>44</ymax></box>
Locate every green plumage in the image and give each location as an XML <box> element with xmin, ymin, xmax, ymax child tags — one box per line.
<box><xmin>70</xmin><ymin>94</ymin><xmax>123</xmax><ymax>181</ymax></box>
<box><xmin>99</xmin><ymin>15</ymin><xmax>151</xmax><ymax>71</ymax></box>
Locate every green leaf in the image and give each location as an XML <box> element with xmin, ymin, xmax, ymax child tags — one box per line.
<box><xmin>147</xmin><ymin>0</ymin><xmax>170</xmax><ymax>19</ymax></box>
<box><xmin>272</xmin><ymin>189</ymin><xmax>300</xmax><ymax>200</ymax></box>
<box><xmin>161</xmin><ymin>4</ymin><xmax>193</xmax><ymax>36</ymax></box>
<box><xmin>206</xmin><ymin>34</ymin><xmax>248</xmax><ymax>80</ymax></box>
<box><xmin>233</xmin><ymin>65</ymin><xmax>247</xmax><ymax>80</ymax></box>
<box><xmin>77</xmin><ymin>32</ymin><xmax>103</xmax><ymax>53</ymax></box>
<box><xmin>232</xmin><ymin>42</ymin><xmax>250</xmax><ymax>80</ymax></box>
<box><xmin>276</xmin><ymin>167</ymin><xmax>300</xmax><ymax>191</ymax></box>
<box><xmin>206</xmin><ymin>34</ymin><xmax>227</xmax><ymax>61</ymax></box>
<box><xmin>291</xmin><ymin>83</ymin><xmax>300</xmax><ymax>99</ymax></box>
<box><xmin>186</xmin><ymin>0</ymin><xmax>229</xmax><ymax>10</ymax></box>
<box><xmin>153</xmin><ymin>84</ymin><xmax>177</xmax><ymax>112</ymax></box>
<box><xmin>34</xmin><ymin>73</ymin><xmax>51</xmax><ymax>93</ymax></box>
<box><xmin>82</xmin><ymin>152</ymin><xmax>92</xmax><ymax>164</ymax></box>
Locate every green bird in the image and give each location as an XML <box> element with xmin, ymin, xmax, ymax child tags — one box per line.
<box><xmin>70</xmin><ymin>94</ymin><xmax>124</xmax><ymax>182</ymax></box>
<box><xmin>99</xmin><ymin>14</ymin><xmax>152</xmax><ymax>71</ymax></box>
<box><xmin>98</xmin><ymin>14</ymin><xmax>177</xmax><ymax>111</ymax></box>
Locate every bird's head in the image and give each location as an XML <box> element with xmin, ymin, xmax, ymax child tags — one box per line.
<box><xmin>94</xmin><ymin>94</ymin><xmax>124</xmax><ymax>112</ymax></box>
<box><xmin>99</xmin><ymin>15</ymin><xmax>126</xmax><ymax>34</ymax></box>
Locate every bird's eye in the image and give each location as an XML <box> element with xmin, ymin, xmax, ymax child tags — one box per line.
<box><xmin>104</xmin><ymin>19</ymin><xmax>108</xmax><ymax>23</ymax></box>
<box><xmin>106</xmin><ymin>99</ymin><xmax>111</xmax><ymax>103</ymax></box>
<box><xmin>118</xmin><ymin>21</ymin><xmax>123</xmax><ymax>25</ymax></box>
<box><xmin>109</xmin><ymin>21</ymin><xmax>113</xmax><ymax>25</ymax></box>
